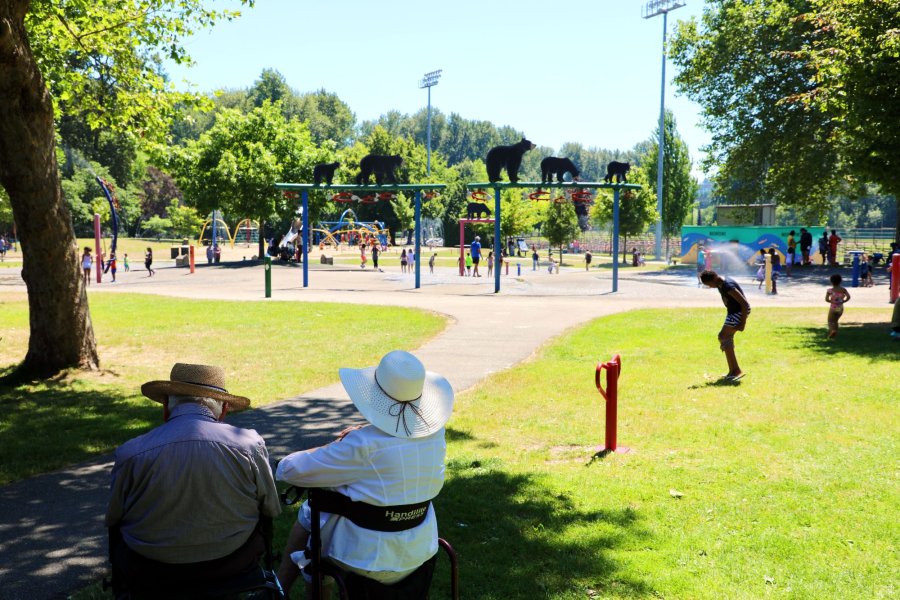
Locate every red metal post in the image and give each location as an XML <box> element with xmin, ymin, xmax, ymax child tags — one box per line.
<box><xmin>189</xmin><ymin>245</ymin><xmax>195</xmax><ymax>274</ymax></box>
<box><xmin>458</xmin><ymin>220</ymin><xmax>465</xmax><ymax>276</ymax></box>
<box><xmin>891</xmin><ymin>254</ymin><xmax>899</xmax><ymax>304</ymax></box>
<box><xmin>595</xmin><ymin>354</ymin><xmax>629</xmax><ymax>453</ymax></box>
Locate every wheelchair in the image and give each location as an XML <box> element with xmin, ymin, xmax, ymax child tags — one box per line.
<box><xmin>106</xmin><ymin>518</ymin><xmax>285</xmax><ymax>599</ymax></box>
<box><xmin>281</xmin><ymin>486</ymin><xmax>459</xmax><ymax>600</ymax></box>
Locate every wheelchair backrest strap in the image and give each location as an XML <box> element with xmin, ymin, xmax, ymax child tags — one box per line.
<box><xmin>309</xmin><ymin>489</ymin><xmax>431</xmax><ymax>532</ymax></box>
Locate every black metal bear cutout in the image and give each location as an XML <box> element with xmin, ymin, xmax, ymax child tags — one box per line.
<box><xmin>540</xmin><ymin>157</ymin><xmax>582</xmax><ymax>184</ymax></box>
<box><xmin>486</xmin><ymin>138</ymin><xmax>536</xmax><ymax>183</ymax></box>
<box><xmin>313</xmin><ymin>162</ymin><xmax>339</xmax><ymax>185</ymax></box>
<box><xmin>357</xmin><ymin>155</ymin><xmax>403</xmax><ymax>185</ymax></box>
<box><xmin>604</xmin><ymin>161</ymin><xmax>631</xmax><ymax>184</ymax></box>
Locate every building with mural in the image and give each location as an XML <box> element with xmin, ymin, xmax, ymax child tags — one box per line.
<box><xmin>680</xmin><ymin>226</ymin><xmax>827</xmax><ymax>267</ymax></box>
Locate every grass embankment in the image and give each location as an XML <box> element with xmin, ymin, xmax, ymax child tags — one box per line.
<box><xmin>0</xmin><ymin>293</ymin><xmax>446</xmax><ymax>485</ymax></box>
<box><xmin>428</xmin><ymin>307</ymin><xmax>897</xmax><ymax>598</ymax></box>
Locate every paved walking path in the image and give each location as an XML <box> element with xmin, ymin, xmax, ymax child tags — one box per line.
<box><xmin>0</xmin><ymin>259</ymin><xmax>893</xmax><ymax>599</ymax></box>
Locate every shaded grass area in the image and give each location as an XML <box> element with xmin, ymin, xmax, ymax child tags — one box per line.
<box><xmin>0</xmin><ymin>293</ymin><xmax>446</xmax><ymax>485</ymax></box>
<box><xmin>439</xmin><ymin>307</ymin><xmax>897</xmax><ymax>598</ymax></box>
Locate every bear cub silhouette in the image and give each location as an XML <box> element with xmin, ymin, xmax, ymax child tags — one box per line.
<box><xmin>540</xmin><ymin>157</ymin><xmax>582</xmax><ymax>184</ymax></box>
<box><xmin>313</xmin><ymin>162</ymin><xmax>340</xmax><ymax>185</ymax></box>
<box><xmin>486</xmin><ymin>138</ymin><xmax>536</xmax><ymax>183</ymax></box>
<box><xmin>466</xmin><ymin>202</ymin><xmax>492</xmax><ymax>219</ymax></box>
<box><xmin>357</xmin><ymin>154</ymin><xmax>403</xmax><ymax>185</ymax></box>
<box><xmin>604</xmin><ymin>161</ymin><xmax>630</xmax><ymax>183</ymax></box>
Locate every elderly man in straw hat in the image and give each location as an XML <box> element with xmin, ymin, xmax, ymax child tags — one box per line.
<box><xmin>105</xmin><ymin>363</ymin><xmax>281</xmax><ymax>594</ymax></box>
<box><xmin>276</xmin><ymin>350</ymin><xmax>454</xmax><ymax>596</ymax></box>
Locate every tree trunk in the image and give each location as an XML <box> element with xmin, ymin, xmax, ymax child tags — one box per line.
<box><xmin>0</xmin><ymin>3</ymin><xmax>99</xmax><ymax>376</ymax></box>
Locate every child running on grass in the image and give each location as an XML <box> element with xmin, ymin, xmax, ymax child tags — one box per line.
<box><xmin>825</xmin><ymin>274</ymin><xmax>851</xmax><ymax>338</ymax></box>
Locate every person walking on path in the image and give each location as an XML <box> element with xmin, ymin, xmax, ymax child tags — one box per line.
<box><xmin>585</xmin><ymin>250</ymin><xmax>592</xmax><ymax>271</ymax></box>
<box><xmin>700</xmin><ymin>270</ymin><xmax>751</xmax><ymax>381</ymax></box>
<box><xmin>825</xmin><ymin>274</ymin><xmax>851</xmax><ymax>339</ymax></box>
<box><xmin>372</xmin><ymin>243</ymin><xmax>381</xmax><ymax>272</ymax></box>
<box><xmin>206</xmin><ymin>244</ymin><xmax>213</xmax><ymax>264</ymax></box>
<box><xmin>144</xmin><ymin>247</ymin><xmax>155</xmax><ymax>276</ymax></box>
<box><xmin>532</xmin><ymin>246</ymin><xmax>539</xmax><ymax>271</ymax></box>
<box><xmin>471</xmin><ymin>235</ymin><xmax>482</xmax><ymax>277</ymax></box>
<box><xmin>828</xmin><ymin>230</ymin><xmax>842</xmax><ymax>266</ymax></box>
<box><xmin>123</xmin><ymin>253</ymin><xmax>130</xmax><ymax>272</ymax></box>
<box><xmin>464</xmin><ymin>251</ymin><xmax>473</xmax><ymax>276</ymax></box>
<box><xmin>429</xmin><ymin>252</ymin><xmax>435</xmax><ymax>274</ymax></box>
<box><xmin>487</xmin><ymin>250</ymin><xmax>494</xmax><ymax>277</ymax></box>
<box><xmin>400</xmin><ymin>249</ymin><xmax>408</xmax><ymax>274</ymax></box>
<box><xmin>81</xmin><ymin>247</ymin><xmax>93</xmax><ymax>286</ymax></box>
<box><xmin>768</xmin><ymin>248</ymin><xmax>780</xmax><ymax>294</ymax></box>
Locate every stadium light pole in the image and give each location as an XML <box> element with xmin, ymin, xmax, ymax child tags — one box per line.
<box><xmin>419</xmin><ymin>69</ymin><xmax>442</xmax><ymax>175</ymax></box>
<box><xmin>643</xmin><ymin>0</ymin><xmax>685</xmax><ymax>261</ymax></box>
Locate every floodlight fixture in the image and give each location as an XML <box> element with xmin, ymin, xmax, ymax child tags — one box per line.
<box><xmin>419</xmin><ymin>69</ymin><xmax>442</xmax><ymax>174</ymax></box>
<box><xmin>642</xmin><ymin>0</ymin><xmax>686</xmax><ymax>19</ymax></box>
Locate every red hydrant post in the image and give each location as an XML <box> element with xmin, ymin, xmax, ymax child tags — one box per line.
<box><xmin>595</xmin><ymin>354</ymin><xmax>629</xmax><ymax>454</ymax></box>
<box><xmin>890</xmin><ymin>254</ymin><xmax>900</xmax><ymax>304</ymax></box>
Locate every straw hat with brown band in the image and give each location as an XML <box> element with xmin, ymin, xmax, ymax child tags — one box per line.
<box><xmin>141</xmin><ymin>363</ymin><xmax>250</xmax><ymax>410</ymax></box>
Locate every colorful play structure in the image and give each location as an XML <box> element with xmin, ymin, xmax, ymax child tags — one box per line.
<box><xmin>197</xmin><ymin>215</ymin><xmax>261</xmax><ymax>248</ymax></box>
<box><xmin>312</xmin><ymin>208</ymin><xmax>390</xmax><ymax>250</ymax></box>
<box><xmin>679</xmin><ymin>226</ymin><xmax>826</xmax><ymax>266</ymax></box>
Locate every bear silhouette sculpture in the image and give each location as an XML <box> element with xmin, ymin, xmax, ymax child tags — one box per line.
<box><xmin>313</xmin><ymin>162</ymin><xmax>339</xmax><ymax>185</ymax></box>
<box><xmin>486</xmin><ymin>138</ymin><xmax>535</xmax><ymax>183</ymax></box>
<box><xmin>357</xmin><ymin>154</ymin><xmax>403</xmax><ymax>185</ymax></box>
<box><xmin>466</xmin><ymin>203</ymin><xmax>492</xmax><ymax>219</ymax></box>
<box><xmin>540</xmin><ymin>157</ymin><xmax>581</xmax><ymax>184</ymax></box>
<box><xmin>604</xmin><ymin>161</ymin><xmax>631</xmax><ymax>184</ymax></box>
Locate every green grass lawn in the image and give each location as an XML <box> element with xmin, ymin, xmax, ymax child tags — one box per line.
<box><xmin>15</xmin><ymin>302</ymin><xmax>898</xmax><ymax>598</ymax></box>
<box><xmin>430</xmin><ymin>307</ymin><xmax>897</xmax><ymax>599</ymax></box>
<box><xmin>0</xmin><ymin>293</ymin><xmax>446</xmax><ymax>485</ymax></box>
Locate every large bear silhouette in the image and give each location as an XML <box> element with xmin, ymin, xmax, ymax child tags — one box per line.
<box><xmin>357</xmin><ymin>154</ymin><xmax>403</xmax><ymax>185</ymax></box>
<box><xmin>313</xmin><ymin>162</ymin><xmax>339</xmax><ymax>185</ymax></box>
<box><xmin>540</xmin><ymin>157</ymin><xmax>581</xmax><ymax>184</ymax></box>
<box><xmin>604</xmin><ymin>161</ymin><xmax>631</xmax><ymax>183</ymax></box>
<box><xmin>486</xmin><ymin>138</ymin><xmax>535</xmax><ymax>183</ymax></box>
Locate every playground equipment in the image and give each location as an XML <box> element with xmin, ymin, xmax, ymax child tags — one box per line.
<box><xmin>274</xmin><ymin>183</ymin><xmax>446</xmax><ymax>291</ymax></box>
<box><xmin>596</xmin><ymin>354</ymin><xmax>629</xmax><ymax>454</ymax></box>
<box><xmin>199</xmin><ymin>215</ymin><xmax>231</xmax><ymax>246</ymax></box>
<box><xmin>232</xmin><ymin>218</ymin><xmax>260</xmax><ymax>247</ymax></box>
<box><xmin>465</xmin><ymin>180</ymin><xmax>642</xmax><ymax>294</ymax></box>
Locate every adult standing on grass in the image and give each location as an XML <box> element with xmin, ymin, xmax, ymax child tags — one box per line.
<box><xmin>471</xmin><ymin>235</ymin><xmax>482</xmax><ymax>277</ymax></box>
<box><xmin>700</xmin><ymin>270</ymin><xmax>751</xmax><ymax>381</ymax></box>
<box><xmin>105</xmin><ymin>363</ymin><xmax>281</xmax><ymax>596</ymax></box>
<box><xmin>81</xmin><ymin>247</ymin><xmax>93</xmax><ymax>286</ymax></box>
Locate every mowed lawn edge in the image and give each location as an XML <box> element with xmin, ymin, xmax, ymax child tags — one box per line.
<box><xmin>0</xmin><ymin>293</ymin><xmax>448</xmax><ymax>485</ymax></box>
<box><xmin>434</xmin><ymin>307</ymin><xmax>897</xmax><ymax>599</ymax></box>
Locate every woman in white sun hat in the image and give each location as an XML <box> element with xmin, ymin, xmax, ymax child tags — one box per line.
<box><xmin>276</xmin><ymin>350</ymin><xmax>454</xmax><ymax>595</ymax></box>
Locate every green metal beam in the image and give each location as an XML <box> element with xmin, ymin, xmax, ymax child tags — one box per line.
<box><xmin>274</xmin><ymin>182</ymin><xmax>446</xmax><ymax>192</ymax></box>
<box><xmin>465</xmin><ymin>181</ymin><xmax>642</xmax><ymax>190</ymax></box>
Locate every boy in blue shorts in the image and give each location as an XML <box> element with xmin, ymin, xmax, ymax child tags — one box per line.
<box><xmin>701</xmin><ymin>270</ymin><xmax>751</xmax><ymax>381</ymax></box>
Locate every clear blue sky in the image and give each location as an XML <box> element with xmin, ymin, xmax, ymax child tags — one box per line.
<box><xmin>167</xmin><ymin>0</ymin><xmax>710</xmax><ymax>175</ymax></box>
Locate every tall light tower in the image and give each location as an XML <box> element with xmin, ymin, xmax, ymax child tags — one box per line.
<box><xmin>643</xmin><ymin>0</ymin><xmax>685</xmax><ymax>261</ymax></box>
<box><xmin>419</xmin><ymin>69</ymin><xmax>442</xmax><ymax>175</ymax></box>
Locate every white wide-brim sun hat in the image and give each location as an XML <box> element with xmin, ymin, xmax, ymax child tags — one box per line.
<box><xmin>339</xmin><ymin>350</ymin><xmax>454</xmax><ymax>439</ymax></box>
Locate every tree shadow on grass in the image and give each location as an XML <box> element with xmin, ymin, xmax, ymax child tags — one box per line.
<box><xmin>431</xmin><ymin>465</ymin><xmax>651</xmax><ymax>599</ymax></box>
<box><xmin>0</xmin><ymin>370</ymin><xmax>156</xmax><ymax>485</ymax></box>
<box><xmin>777</xmin><ymin>323</ymin><xmax>899</xmax><ymax>360</ymax></box>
